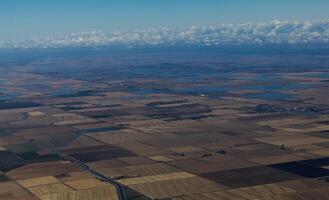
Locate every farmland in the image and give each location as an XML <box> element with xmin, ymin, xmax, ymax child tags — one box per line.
<box><xmin>0</xmin><ymin>46</ymin><xmax>329</xmax><ymax>199</ymax></box>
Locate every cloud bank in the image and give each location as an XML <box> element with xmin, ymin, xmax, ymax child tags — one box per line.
<box><xmin>2</xmin><ymin>20</ymin><xmax>329</xmax><ymax>49</ymax></box>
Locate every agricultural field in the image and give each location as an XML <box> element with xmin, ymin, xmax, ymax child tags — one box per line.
<box><xmin>0</xmin><ymin>47</ymin><xmax>329</xmax><ymax>199</ymax></box>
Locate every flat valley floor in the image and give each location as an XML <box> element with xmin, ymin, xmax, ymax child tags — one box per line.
<box><xmin>1</xmin><ymin>47</ymin><xmax>329</xmax><ymax>199</ymax></box>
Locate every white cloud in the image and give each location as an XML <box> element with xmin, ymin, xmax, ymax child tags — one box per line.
<box><xmin>3</xmin><ymin>20</ymin><xmax>329</xmax><ymax>49</ymax></box>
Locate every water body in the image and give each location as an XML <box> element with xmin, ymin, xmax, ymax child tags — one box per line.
<box><xmin>243</xmin><ymin>92</ymin><xmax>293</xmax><ymax>101</ymax></box>
<box><xmin>85</xmin><ymin>126</ymin><xmax>123</xmax><ymax>133</ymax></box>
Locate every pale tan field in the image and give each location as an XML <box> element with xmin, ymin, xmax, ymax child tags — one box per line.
<box><xmin>17</xmin><ymin>176</ymin><xmax>60</xmax><ymax>188</ymax></box>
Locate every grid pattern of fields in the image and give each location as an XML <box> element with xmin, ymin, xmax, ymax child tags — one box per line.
<box><xmin>1</xmin><ymin>57</ymin><xmax>329</xmax><ymax>200</ymax></box>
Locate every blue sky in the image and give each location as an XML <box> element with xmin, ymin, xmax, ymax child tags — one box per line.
<box><xmin>1</xmin><ymin>0</ymin><xmax>329</xmax><ymax>41</ymax></box>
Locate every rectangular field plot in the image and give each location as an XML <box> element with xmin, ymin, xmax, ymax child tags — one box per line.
<box><xmin>17</xmin><ymin>176</ymin><xmax>60</xmax><ymax>188</ymax></box>
<box><xmin>27</xmin><ymin>183</ymin><xmax>73</xmax><ymax>197</ymax></box>
<box><xmin>39</xmin><ymin>185</ymin><xmax>119</xmax><ymax>200</ymax></box>
<box><xmin>128</xmin><ymin>176</ymin><xmax>226</xmax><ymax>199</ymax></box>
<box><xmin>64</xmin><ymin>178</ymin><xmax>110</xmax><ymax>190</ymax></box>
<box><xmin>201</xmin><ymin>166</ymin><xmax>301</xmax><ymax>188</ymax></box>
<box><xmin>69</xmin><ymin>148</ymin><xmax>136</xmax><ymax>163</ymax></box>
